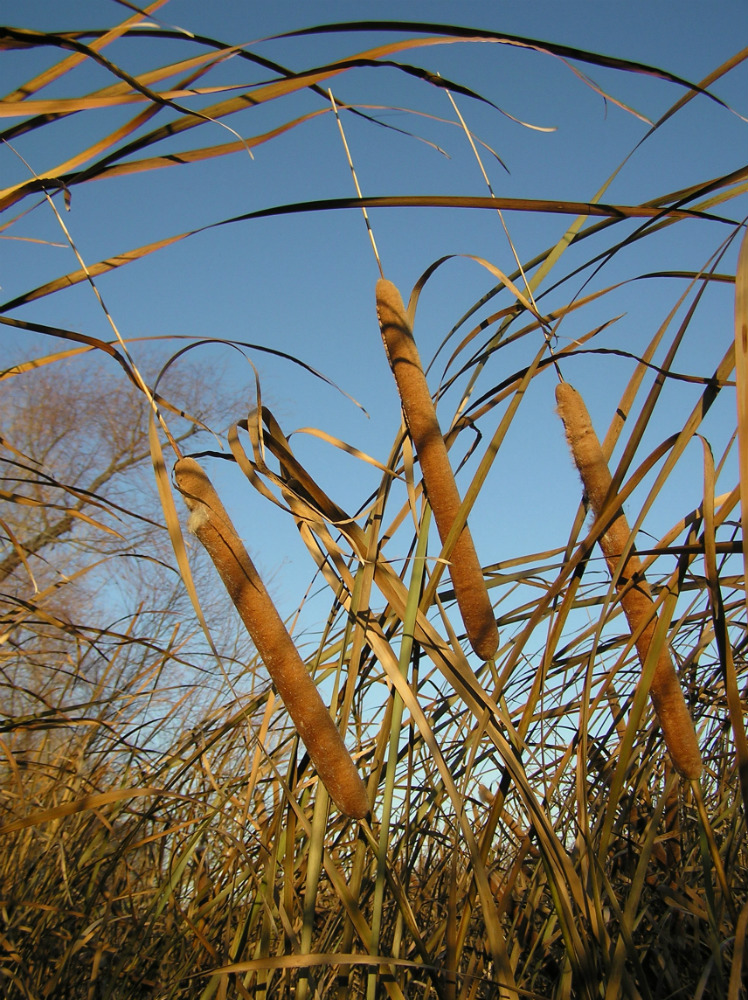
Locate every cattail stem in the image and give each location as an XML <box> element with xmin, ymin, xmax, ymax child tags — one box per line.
<box><xmin>555</xmin><ymin>381</ymin><xmax>702</xmax><ymax>779</ymax></box>
<box><xmin>174</xmin><ymin>457</ymin><xmax>369</xmax><ymax>818</ymax></box>
<box><xmin>376</xmin><ymin>279</ymin><xmax>499</xmax><ymax>660</ymax></box>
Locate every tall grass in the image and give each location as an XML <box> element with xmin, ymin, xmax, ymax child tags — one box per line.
<box><xmin>1</xmin><ymin>9</ymin><xmax>747</xmax><ymax>999</ymax></box>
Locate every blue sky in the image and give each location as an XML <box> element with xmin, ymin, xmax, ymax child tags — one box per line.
<box><xmin>1</xmin><ymin>2</ymin><xmax>746</xmax><ymax>648</ymax></box>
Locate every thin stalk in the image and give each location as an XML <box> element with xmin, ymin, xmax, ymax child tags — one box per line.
<box><xmin>367</xmin><ymin>505</ymin><xmax>431</xmax><ymax>1000</ymax></box>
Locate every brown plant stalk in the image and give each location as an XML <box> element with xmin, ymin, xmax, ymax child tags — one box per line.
<box><xmin>376</xmin><ymin>278</ymin><xmax>499</xmax><ymax>660</ymax></box>
<box><xmin>555</xmin><ymin>381</ymin><xmax>702</xmax><ymax>779</ymax></box>
<box><xmin>174</xmin><ymin>457</ymin><xmax>370</xmax><ymax>818</ymax></box>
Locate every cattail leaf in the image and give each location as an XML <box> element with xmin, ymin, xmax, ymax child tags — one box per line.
<box><xmin>0</xmin><ymin>786</ymin><xmax>175</xmax><ymax>835</ymax></box>
<box><xmin>279</xmin><ymin>21</ymin><xmax>741</xmax><ymax>116</ymax></box>
<box><xmin>728</xmin><ymin>898</ymin><xmax>748</xmax><ymax>1000</ymax></box>
<box><xmin>148</xmin><ymin>414</ymin><xmax>221</xmax><ymax>667</ymax></box>
<box><xmin>0</xmin><ymin>1</ymin><xmax>170</xmax><ymax>103</ymax></box>
<box><xmin>735</xmin><ymin>227</ymin><xmax>748</xmax><ymax>623</ymax></box>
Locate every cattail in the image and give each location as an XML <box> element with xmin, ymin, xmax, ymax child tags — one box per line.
<box><xmin>174</xmin><ymin>457</ymin><xmax>369</xmax><ymax>818</ymax></box>
<box><xmin>555</xmin><ymin>381</ymin><xmax>702</xmax><ymax>779</ymax></box>
<box><xmin>376</xmin><ymin>278</ymin><xmax>499</xmax><ymax>660</ymax></box>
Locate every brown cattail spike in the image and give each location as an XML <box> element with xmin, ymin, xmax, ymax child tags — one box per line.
<box><xmin>376</xmin><ymin>279</ymin><xmax>499</xmax><ymax>660</ymax></box>
<box><xmin>555</xmin><ymin>381</ymin><xmax>702</xmax><ymax>779</ymax></box>
<box><xmin>174</xmin><ymin>457</ymin><xmax>370</xmax><ymax>819</ymax></box>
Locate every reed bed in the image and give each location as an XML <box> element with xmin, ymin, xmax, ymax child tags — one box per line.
<box><xmin>1</xmin><ymin>10</ymin><xmax>746</xmax><ymax>1000</ymax></box>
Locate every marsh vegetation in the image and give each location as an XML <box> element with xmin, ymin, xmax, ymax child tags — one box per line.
<box><xmin>1</xmin><ymin>9</ymin><xmax>747</xmax><ymax>998</ymax></box>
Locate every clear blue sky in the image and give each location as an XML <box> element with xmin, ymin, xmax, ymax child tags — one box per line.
<box><xmin>2</xmin><ymin>2</ymin><xmax>746</xmax><ymax>645</ymax></box>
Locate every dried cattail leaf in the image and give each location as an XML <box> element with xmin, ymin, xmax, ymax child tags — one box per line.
<box><xmin>174</xmin><ymin>457</ymin><xmax>369</xmax><ymax>818</ymax></box>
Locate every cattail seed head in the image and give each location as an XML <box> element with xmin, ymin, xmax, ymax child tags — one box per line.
<box><xmin>376</xmin><ymin>279</ymin><xmax>498</xmax><ymax>660</ymax></box>
<box><xmin>174</xmin><ymin>457</ymin><xmax>370</xmax><ymax>818</ymax></box>
<box><xmin>555</xmin><ymin>382</ymin><xmax>702</xmax><ymax>779</ymax></box>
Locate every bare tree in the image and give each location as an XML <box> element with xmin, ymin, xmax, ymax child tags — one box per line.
<box><xmin>0</xmin><ymin>352</ymin><xmax>254</xmax><ymax>758</ymax></box>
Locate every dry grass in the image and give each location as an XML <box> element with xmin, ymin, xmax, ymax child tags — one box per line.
<box><xmin>1</xmin><ymin>10</ymin><xmax>747</xmax><ymax>1000</ymax></box>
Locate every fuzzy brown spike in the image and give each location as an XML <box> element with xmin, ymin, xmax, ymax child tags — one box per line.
<box><xmin>174</xmin><ymin>457</ymin><xmax>370</xmax><ymax>818</ymax></box>
<box><xmin>556</xmin><ymin>381</ymin><xmax>702</xmax><ymax>779</ymax></box>
<box><xmin>376</xmin><ymin>278</ymin><xmax>499</xmax><ymax>660</ymax></box>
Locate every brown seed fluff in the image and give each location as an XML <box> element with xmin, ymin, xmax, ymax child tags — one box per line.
<box><xmin>174</xmin><ymin>457</ymin><xmax>370</xmax><ymax>818</ymax></box>
<box><xmin>376</xmin><ymin>278</ymin><xmax>499</xmax><ymax>660</ymax></box>
<box><xmin>555</xmin><ymin>381</ymin><xmax>702</xmax><ymax>779</ymax></box>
